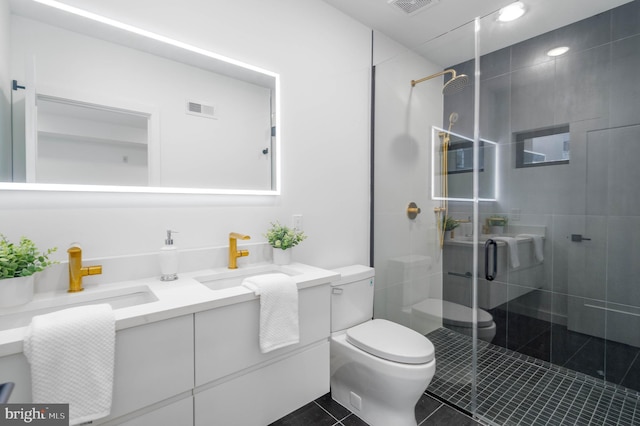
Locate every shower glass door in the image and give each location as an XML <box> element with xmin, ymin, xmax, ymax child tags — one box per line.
<box><xmin>371</xmin><ymin>17</ymin><xmax>479</xmax><ymax>416</ymax></box>
<box><xmin>469</xmin><ymin>1</ymin><xmax>640</xmax><ymax>424</ymax></box>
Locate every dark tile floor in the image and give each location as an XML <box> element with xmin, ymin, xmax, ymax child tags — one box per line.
<box><xmin>489</xmin><ymin>308</ymin><xmax>640</xmax><ymax>391</ymax></box>
<box><xmin>427</xmin><ymin>327</ymin><xmax>640</xmax><ymax>426</ymax></box>
<box><xmin>270</xmin><ymin>391</ymin><xmax>481</xmax><ymax>426</ymax></box>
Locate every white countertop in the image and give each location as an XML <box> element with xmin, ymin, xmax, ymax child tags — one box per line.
<box><xmin>0</xmin><ymin>262</ymin><xmax>339</xmax><ymax>357</ymax></box>
<box><xmin>444</xmin><ymin>234</ymin><xmax>544</xmax><ymax>247</ymax></box>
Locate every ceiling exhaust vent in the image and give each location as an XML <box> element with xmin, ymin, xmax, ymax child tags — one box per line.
<box><xmin>186</xmin><ymin>100</ymin><xmax>216</xmax><ymax>119</ymax></box>
<box><xmin>387</xmin><ymin>0</ymin><xmax>440</xmax><ymax>16</ymax></box>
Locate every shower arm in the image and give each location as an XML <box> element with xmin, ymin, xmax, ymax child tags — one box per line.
<box><xmin>411</xmin><ymin>69</ymin><xmax>456</xmax><ymax>87</ymax></box>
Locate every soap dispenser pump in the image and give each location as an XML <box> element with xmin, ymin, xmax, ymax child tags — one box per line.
<box><xmin>160</xmin><ymin>230</ymin><xmax>179</xmax><ymax>281</ymax></box>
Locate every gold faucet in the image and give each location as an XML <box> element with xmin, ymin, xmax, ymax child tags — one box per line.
<box><xmin>67</xmin><ymin>245</ymin><xmax>102</xmax><ymax>292</ymax></box>
<box><xmin>228</xmin><ymin>232</ymin><xmax>250</xmax><ymax>269</ymax></box>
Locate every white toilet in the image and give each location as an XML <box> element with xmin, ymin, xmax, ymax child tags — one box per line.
<box><xmin>386</xmin><ymin>255</ymin><xmax>496</xmax><ymax>343</ymax></box>
<box><xmin>330</xmin><ymin>265</ymin><xmax>436</xmax><ymax>426</ymax></box>
<box><xmin>411</xmin><ymin>298</ymin><xmax>497</xmax><ymax>342</ymax></box>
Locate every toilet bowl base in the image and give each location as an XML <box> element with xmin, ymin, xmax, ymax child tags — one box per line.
<box><xmin>330</xmin><ymin>333</ymin><xmax>435</xmax><ymax>426</ymax></box>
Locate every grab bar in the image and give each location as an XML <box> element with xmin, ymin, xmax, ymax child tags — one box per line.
<box><xmin>484</xmin><ymin>239</ymin><xmax>497</xmax><ymax>281</ymax></box>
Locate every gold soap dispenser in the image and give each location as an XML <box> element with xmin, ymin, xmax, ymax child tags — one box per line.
<box><xmin>159</xmin><ymin>230</ymin><xmax>179</xmax><ymax>281</ymax></box>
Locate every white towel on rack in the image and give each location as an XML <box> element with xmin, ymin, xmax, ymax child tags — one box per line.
<box><xmin>492</xmin><ymin>237</ymin><xmax>520</xmax><ymax>269</ymax></box>
<box><xmin>517</xmin><ymin>234</ymin><xmax>544</xmax><ymax>262</ymax></box>
<box><xmin>23</xmin><ymin>304</ymin><xmax>115</xmax><ymax>426</ymax></box>
<box><xmin>242</xmin><ymin>273</ymin><xmax>299</xmax><ymax>353</ymax></box>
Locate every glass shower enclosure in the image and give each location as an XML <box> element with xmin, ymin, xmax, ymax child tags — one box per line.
<box><xmin>373</xmin><ymin>1</ymin><xmax>640</xmax><ymax>424</ymax></box>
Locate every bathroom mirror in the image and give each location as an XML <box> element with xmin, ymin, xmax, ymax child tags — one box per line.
<box><xmin>2</xmin><ymin>0</ymin><xmax>280</xmax><ymax>194</ymax></box>
<box><xmin>431</xmin><ymin>126</ymin><xmax>498</xmax><ymax>202</ymax></box>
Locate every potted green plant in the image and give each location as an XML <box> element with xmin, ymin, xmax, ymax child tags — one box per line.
<box><xmin>441</xmin><ymin>216</ymin><xmax>460</xmax><ymax>240</ymax></box>
<box><xmin>265</xmin><ymin>222</ymin><xmax>307</xmax><ymax>265</ymax></box>
<box><xmin>0</xmin><ymin>235</ymin><xmax>57</xmax><ymax>307</ymax></box>
<box><xmin>486</xmin><ymin>216</ymin><xmax>508</xmax><ymax>234</ymax></box>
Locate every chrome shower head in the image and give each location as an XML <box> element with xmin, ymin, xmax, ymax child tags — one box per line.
<box><xmin>411</xmin><ymin>68</ymin><xmax>469</xmax><ymax>95</ymax></box>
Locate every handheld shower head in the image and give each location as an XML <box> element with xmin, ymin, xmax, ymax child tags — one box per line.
<box><xmin>411</xmin><ymin>68</ymin><xmax>469</xmax><ymax>95</ymax></box>
<box><xmin>449</xmin><ymin>112</ymin><xmax>459</xmax><ymax>124</ymax></box>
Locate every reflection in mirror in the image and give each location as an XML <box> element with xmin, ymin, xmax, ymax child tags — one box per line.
<box><xmin>431</xmin><ymin>126</ymin><xmax>497</xmax><ymax>202</ymax></box>
<box><xmin>32</xmin><ymin>96</ymin><xmax>150</xmax><ymax>186</ymax></box>
<box><xmin>3</xmin><ymin>0</ymin><xmax>280</xmax><ymax>194</ymax></box>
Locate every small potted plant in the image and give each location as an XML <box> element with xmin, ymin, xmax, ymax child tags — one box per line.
<box><xmin>0</xmin><ymin>235</ymin><xmax>57</xmax><ymax>307</ymax></box>
<box><xmin>265</xmin><ymin>222</ymin><xmax>307</xmax><ymax>265</ymax></box>
<box><xmin>486</xmin><ymin>216</ymin><xmax>508</xmax><ymax>235</ymax></box>
<box><xmin>442</xmin><ymin>216</ymin><xmax>460</xmax><ymax>240</ymax></box>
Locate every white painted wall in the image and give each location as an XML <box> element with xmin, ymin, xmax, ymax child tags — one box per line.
<box><xmin>0</xmin><ymin>0</ymin><xmax>372</xmax><ymax>271</ymax></box>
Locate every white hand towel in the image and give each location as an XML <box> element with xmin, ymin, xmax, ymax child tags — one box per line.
<box><xmin>492</xmin><ymin>237</ymin><xmax>520</xmax><ymax>269</ymax></box>
<box><xmin>517</xmin><ymin>234</ymin><xmax>544</xmax><ymax>262</ymax></box>
<box><xmin>242</xmin><ymin>273</ymin><xmax>299</xmax><ymax>353</ymax></box>
<box><xmin>24</xmin><ymin>304</ymin><xmax>115</xmax><ymax>426</ymax></box>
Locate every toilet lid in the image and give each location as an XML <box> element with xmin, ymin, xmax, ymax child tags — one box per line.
<box><xmin>346</xmin><ymin>319</ymin><xmax>435</xmax><ymax>364</ymax></box>
<box><xmin>412</xmin><ymin>299</ymin><xmax>494</xmax><ymax>328</ymax></box>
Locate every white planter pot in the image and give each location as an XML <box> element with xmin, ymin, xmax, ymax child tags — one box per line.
<box><xmin>0</xmin><ymin>275</ymin><xmax>35</xmax><ymax>307</ymax></box>
<box><xmin>490</xmin><ymin>225</ymin><xmax>505</xmax><ymax>235</ymax></box>
<box><xmin>272</xmin><ymin>248</ymin><xmax>292</xmax><ymax>265</ymax></box>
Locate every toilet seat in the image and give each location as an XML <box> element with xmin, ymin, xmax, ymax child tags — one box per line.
<box><xmin>412</xmin><ymin>299</ymin><xmax>493</xmax><ymax>328</ymax></box>
<box><xmin>346</xmin><ymin>319</ymin><xmax>435</xmax><ymax>364</ymax></box>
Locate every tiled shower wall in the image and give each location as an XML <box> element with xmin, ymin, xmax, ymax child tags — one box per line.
<box><xmin>445</xmin><ymin>0</ymin><xmax>640</xmax><ymax>366</ymax></box>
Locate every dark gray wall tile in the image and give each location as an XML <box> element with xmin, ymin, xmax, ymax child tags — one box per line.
<box><xmin>510</xmin><ymin>61</ymin><xmax>556</xmax><ymax>133</ymax></box>
<box><xmin>480</xmin><ymin>46</ymin><xmax>511</xmax><ymax>80</ymax></box>
<box><xmin>555</xmin><ymin>12</ymin><xmax>611</xmax><ymax>53</ymax></box>
<box><xmin>610</xmin><ymin>35</ymin><xmax>640</xmax><ymax>128</ymax></box>
<box><xmin>612</xmin><ymin>0</ymin><xmax>640</xmax><ymax>41</ymax></box>
<box><xmin>554</xmin><ymin>44</ymin><xmax>610</xmax><ymax>124</ymax></box>
<box><xmin>511</xmin><ymin>31</ymin><xmax>556</xmax><ymax>71</ymax></box>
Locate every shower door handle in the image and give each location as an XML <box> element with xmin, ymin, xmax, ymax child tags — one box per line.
<box><xmin>484</xmin><ymin>239</ymin><xmax>497</xmax><ymax>281</ymax></box>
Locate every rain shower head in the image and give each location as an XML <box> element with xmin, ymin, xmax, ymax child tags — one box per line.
<box><xmin>443</xmin><ymin>74</ymin><xmax>469</xmax><ymax>95</ymax></box>
<box><xmin>411</xmin><ymin>69</ymin><xmax>469</xmax><ymax>95</ymax></box>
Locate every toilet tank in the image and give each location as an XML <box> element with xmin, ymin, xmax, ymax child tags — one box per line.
<box><xmin>331</xmin><ymin>265</ymin><xmax>375</xmax><ymax>332</ymax></box>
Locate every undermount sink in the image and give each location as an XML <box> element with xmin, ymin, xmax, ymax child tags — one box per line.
<box><xmin>0</xmin><ymin>285</ymin><xmax>158</xmax><ymax>332</ymax></box>
<box><xmin>196</xmin><ymin>264</ymin><xmax>300</xmax><ymax>291</ymax></box>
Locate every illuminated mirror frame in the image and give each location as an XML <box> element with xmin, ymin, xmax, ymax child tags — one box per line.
<box><xmin>1</xmin><ymin>0</ymin><xmax>281</xmax><ymax>195</ymax></box>
<box><xmin>431</xmin><ymin>126</ymin><xmax>498</xmax><ymax>202</ymax></box>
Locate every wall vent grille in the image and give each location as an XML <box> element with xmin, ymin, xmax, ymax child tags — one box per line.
<box><xmin>387</xmin><ymin>0</ymin><xmax>439</xmax><ymax>16</ymax></box>
<box><xmin>186</xmin><ymin>100</ymin><xmax>216</xmax><ymax>119</ymax></box>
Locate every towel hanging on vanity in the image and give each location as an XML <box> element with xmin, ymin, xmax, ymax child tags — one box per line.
<box><xmin>242</xmin><ymin>273</ymin><xmax>299</xmax><ymax>353</ymax></box>
<box><xmin>24</xmin><ymin>303</ymin><xmax>115</xmax><ymax>426</ymax></box>
<box><xmin>492</xmin><ymin>237</ymin><xmax>520</xmax><ymax>269</ymax></box>
<box><xmin>517</xmin><ymin>234</ymin><xmax>544</xmax><ymax>262</ymax></box>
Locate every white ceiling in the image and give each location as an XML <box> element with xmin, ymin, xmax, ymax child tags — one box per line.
<box><xmin>322</xmin><ymin>0</ymin><xmax>632</xmax><ymax>66</ymax></box>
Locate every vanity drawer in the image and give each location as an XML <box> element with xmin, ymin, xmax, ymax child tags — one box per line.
<box><xmin>194</xmin><ymin>283</ymin><xmax>330</xmax><ymax>386</ymax></box>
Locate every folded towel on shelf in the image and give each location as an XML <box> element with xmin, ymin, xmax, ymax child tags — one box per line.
<box><xmin>517</xmin><ymin>234</ymin><xmax>544</xmax><ymax>262</ymax></box>
<box><xmin>492</xmin><ymin>237</ymin><xmax>520</xmax><ymax>269</ymax></box>
<box><xmin>242</xmin><ymin>273</ymin><xmax>299</xmax><ymax>353</ymax></box>
<box><xmin>24</xmin><ymin>304</ymin><xmax>115</xmax><ymax>426</ymax></box>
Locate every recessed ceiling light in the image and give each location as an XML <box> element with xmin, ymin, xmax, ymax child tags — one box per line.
<box><xmin>497</xmin><ymin>2</ymin><xmax>526</xmax><ymax>22</ymax></box>
<box><xmin>547</xmin><ymin>46</ymin><xmax>570</xmax><ymax>57</ymax></box>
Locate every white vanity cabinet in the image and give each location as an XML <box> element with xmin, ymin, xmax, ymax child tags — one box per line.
<box><xmin>193</xmin><ymin>283</ymin><xmax>331</xmax><ymax>426</ymax></box>
<box><xmin>102</xmin><ymin>314</ymin><xmax>194</xmax><ymax>422</ymax></box>
<box><xmin>0</xmin><ymin>314</ymin><xmax>194</xmax><ymax>424</ymax></box>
